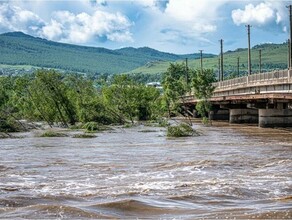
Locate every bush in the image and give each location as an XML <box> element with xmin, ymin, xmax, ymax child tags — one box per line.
<box><xmin>39</xmin><ymin>131</ymin><xmax>68</xmax><ymax>137</ymax></box>
<box><xmin>0</xmin><ymin>118</ymin><xmax>21</xmax><ymax>132</ymax></box>
<box><xmin>167</xmin><ymin>123</ymin><xmax>198</xmax><ymax>137</ymax></box>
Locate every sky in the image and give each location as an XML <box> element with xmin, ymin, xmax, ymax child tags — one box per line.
<box><xmin>0</xmin><ymin>0</ymin><xmax>291</xmax><ymax>54</ymax></box>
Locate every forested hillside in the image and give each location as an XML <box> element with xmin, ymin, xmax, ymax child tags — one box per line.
<box><xmin>0</xmin><ymin>32</ymin><xmax>214</xmax><ymax>75</ymax></box>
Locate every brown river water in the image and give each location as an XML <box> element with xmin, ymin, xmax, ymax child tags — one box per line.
<box><xmin>0</xmin><ymin>121</ymin><xmax>291</xmax><ymax>219</ymax></box>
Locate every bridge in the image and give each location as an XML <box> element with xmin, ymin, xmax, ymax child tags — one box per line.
<box><xmin>184</xmin><ymin>69</ymin><xmax>292</xmax><ymax>127</ymax></box>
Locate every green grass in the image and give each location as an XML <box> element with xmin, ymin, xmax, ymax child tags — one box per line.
<box><xmin>127</xmin><ymin>43</ymin><xmax>288</xmax><ymax>76</ymax></box>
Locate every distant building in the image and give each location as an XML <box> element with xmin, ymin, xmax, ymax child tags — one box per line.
<box><xmin>146</xmin><ymin>82</ymin><xmax>162</xmax><ymax>88</ymax></box>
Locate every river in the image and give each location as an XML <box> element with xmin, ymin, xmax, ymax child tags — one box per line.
<box><xmin>0</xmin><ymin>121</ymin><xmax>291</xmax><ymax>219</ymax></box>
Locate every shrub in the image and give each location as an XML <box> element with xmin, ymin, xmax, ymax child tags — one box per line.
<box><xmin>39</xmin><ymin>131</ymin><xmax>68</xmax><ymax>137</ymax></box>
<box><xmin>0</xmin><ymin>118</ymin><xmax>21</xmax><ymax>132</ymax></box>
<box><xmin>167</xmin><ymin>123</ymin><xmax>198</xmax><ymax>137</ymax></box>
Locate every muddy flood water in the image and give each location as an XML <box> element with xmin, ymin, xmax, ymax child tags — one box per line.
<box><xmin>0</xmin><ymin>121</ymin><xmax>291</xmax><ymax>219</ymax></box>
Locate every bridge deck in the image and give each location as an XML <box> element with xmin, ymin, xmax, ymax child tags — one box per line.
<box><xmin>185</xmin><ymin>69</ymin><xmax>292</xmax><ymax>104</ymax></box>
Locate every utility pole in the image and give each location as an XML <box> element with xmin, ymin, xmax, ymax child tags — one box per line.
<box><xmin>259</xmin><ymin>49</ymin><xmax>262</xmax><ymax>73</ymax></box>
<box><xmin>287</xmin><ymin>5</ymin><xmax>292</xmax><ymax>69</ymax></box>
<box><xmin>199</xmin><ymin>50</ymin><xmax>203</xmax><ymax>74</ymax></box>
<box><xmin>220</xmin><ymin>39</ymin><xmax>224</xmax><ymax>81</ymax></box>
<box><xmin>218</xmin><ymin>57</ymin><xmax>221</xmax><ymax>81</ymax></box>
<box><xmin>288</xmin><ymin>39</ymin><xmax>291</xmax><ymax>69</ymax></box>
<box><xmin>246</xmin><ymin>24</ymin><xmax>252</xmax><ymax>75</ymax></box>
<box><xmin>237</xmin><ymin>57</ymin><xmax>240</xmax><ymax>77</ymax></box>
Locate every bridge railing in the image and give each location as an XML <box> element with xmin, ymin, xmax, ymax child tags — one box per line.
<box><xmin>213</xmin><ymin>70</ymin><xmax>290</xmax><ymax>90</ymax></box>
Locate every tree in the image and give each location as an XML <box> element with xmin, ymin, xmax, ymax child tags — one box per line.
<box><xmin>192</xmin><ymin>69</ymin><xmax>216</xmax><ymax>122</ymax></box>
<box><xmin>28</xmin><ymin>69</ymin><xmax>77</xmax><ymax>127</ymax></box>
<box><xmin>162</xmin><ymin>63</ymin><xmax>191</xmax><ymax>117</ymax></box>
<box><xmin>102</xmin><ymin>75</ymin><xmax>160</xmax><ymax>123</ymax></box>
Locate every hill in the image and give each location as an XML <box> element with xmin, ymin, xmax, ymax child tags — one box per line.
<box><xmin>0</xmin><ymin>32</ymin><xmax>214</xmax><ymax>75</ymax></box>
<box><xmin>127</xmin><ymin>42</ymin><xmax>289</xmax><ymax>77</ymax></box>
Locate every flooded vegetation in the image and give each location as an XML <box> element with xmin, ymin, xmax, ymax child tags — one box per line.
<box><xmin>0</xmin><ymin>121</ymin><xmax>291</xmax><ymax>219</ymax></box>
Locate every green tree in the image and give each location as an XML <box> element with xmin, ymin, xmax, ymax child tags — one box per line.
<box><xmin>192</xmin><ymin>69</ymin><xmax>216</xmax><ymax>122</ymax></box>
<box><xmin>102</xmin><ymin>75</ymin><xmax>160</xmax><ymax>123</ymax></box>
<box><xmin>162</xmin><ymin>63</ymin><xmax>191</xmax><ymax>117</ymax></box>
<box><xmin>28</xmin><ymin>69</ymin><xmax>77</xmax><ymax>126</ymax></box>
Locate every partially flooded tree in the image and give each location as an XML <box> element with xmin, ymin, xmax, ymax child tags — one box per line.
<box><xmin>102</xmin><ymin>75</ymin><xmax>160</xmax><ymax>123</ymax></box>
<box><xmin>28</xmin><ymin>70</ymin><xmax>77</xmax><ymax>127</ymax></box>
<box><xmin>162</xmin><ymin>63</ymin><xmax>192</xmax><ymax>117</ymax></box>
<box><xmin>192</xmin><ymin>69</ymin><xmax>216</xmax><ymax>123</ymax></box>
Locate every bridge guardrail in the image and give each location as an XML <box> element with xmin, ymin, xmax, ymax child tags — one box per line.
<box><xmin>213</xmin><ymin>70</ymin><xmax>290</xmax><ymax>91</ymax></box>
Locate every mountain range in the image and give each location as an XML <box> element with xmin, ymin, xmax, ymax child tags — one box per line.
<box><xmin>0</xmin><ymin>32</ymin><xmax>289</xmax><ymax>77</ymax></box>
<box><xmin>0</xmin><ymin>32</ymin><xmax>214</xmax><ymax>75</ymax></box>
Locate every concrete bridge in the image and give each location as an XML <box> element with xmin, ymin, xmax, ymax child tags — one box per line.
<box><xmin>184</xmin><ymin>69</ymin><xmax>292</xmax><ymax>127</ymax></box>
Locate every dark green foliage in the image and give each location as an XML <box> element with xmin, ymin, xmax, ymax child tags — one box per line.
<box><xmin>0</xmin><ymin>76</ymin><xmax>22</xmax><ymax>132</ymax></box>
<box><xmin>192</xmin><ymin>69</ymin><xmax>216</xmax><ymax>100</ymax></box>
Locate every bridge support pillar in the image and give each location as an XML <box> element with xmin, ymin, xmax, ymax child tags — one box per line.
<box><xmin>230</xmin><ymin>109</ymin><xmax>258</xmax><ymax>124</ymax></box>
<box><xmin>209</xmin><ymin>109</ymin><xmax>229</xmax><ymax>120</ymax></box>
<box><xmin>259</xmin><ymin>109</ymin><xmax>292</xmax><ymax>127</ymax></box>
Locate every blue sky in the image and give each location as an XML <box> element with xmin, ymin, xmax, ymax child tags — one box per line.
<box><xmin>0</xmin><ymin>0</ymin><xmax>290</xmax><ymax>54</ymax></box>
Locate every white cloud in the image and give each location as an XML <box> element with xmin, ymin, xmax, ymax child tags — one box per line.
<box><xmin>41</xmin><ymin>10</ymin><xmax>133</xmax><ymax>43</ymax></box>
<box><xmin>165</xmin><ymin>0</ymin><xmax>219</xmax><ymax>22</ymax></box>
<box><xmin>231</xmin><ymin>2</ymin><xmax>281</xmax><ymax>26</ymax></box>
<box><xmin>0</xmin><ymin>3</ymin><xmax>133</xmax><ymax>44</ymax></box>
<box><xmin>192</xmin><ymin>23</ymin><xmax>217</xmax><ymax>34</ymax></box>
<box><xmin>0</xmin><ymin>3</ymin><xmax>45</xmax><ymax>34</ymax></box>
<box><xmin>42</xmin><ymin>19</ymin><xmax>63</xmax><ymax>41</ymax></box>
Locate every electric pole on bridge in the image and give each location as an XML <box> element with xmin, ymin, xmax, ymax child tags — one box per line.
<box><xmin>246</xmin><ymin>24</ymin><xmax>252</xmax><ymax>75</ymax></box>
<box><xmin>287</xmin><ymin>5</ymin><xmax>292</xmax><ymax>69</ymax></box>
<box><xmin>220</xmin><ymin>39</ymin><xmax>224</xmax><ymax>81</ymax></box>
<box><xmin>288</xmin><ymin>39</ymin><xmax>291</xmax><ymax>69</ymax></box>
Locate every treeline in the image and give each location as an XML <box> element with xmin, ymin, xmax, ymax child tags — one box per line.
<box><xmin>0</xmin><ymin>64</ymin><xmax>216</xmax><ymax>132</ymax></box>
